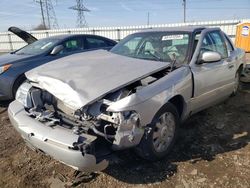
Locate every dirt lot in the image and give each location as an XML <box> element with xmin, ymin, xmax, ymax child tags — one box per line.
<box><xmin>0</xmin><ymin>88</ymin><xmax>250</xmax><ymax>188</ymax></box>
<box><xmin>0</xmin><ymin>54</ymin><xmax>249</xmax><ymax>188</ymax></box>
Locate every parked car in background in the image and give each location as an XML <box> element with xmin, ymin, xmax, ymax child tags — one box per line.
<box><xmin>0</xmin><ymin>27</ymin><xmax>117</xmax><ymax>101</ymax></box>
<box><xmin>8</xmin><ymin>27</ymin><xmax>245</xmax><ymax>172</ymax></box>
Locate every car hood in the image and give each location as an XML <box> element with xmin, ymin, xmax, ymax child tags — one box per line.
<box><xmin>26</xmin><ymin>50</ymin><xmax>170</xmax><ymax>110</ymax></box>
<box><xmin>0</xmin><ymin>53</ymin><xmax>33</xmax><ymax>66</ymax></box>
<box><xmin>8</xmin><ymin>27</ymin><xmax>37</xmax><ymax>44</ymax></box>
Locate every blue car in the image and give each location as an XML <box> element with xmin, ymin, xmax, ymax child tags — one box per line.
<box><xmin>0</xmin><ymin>27</ymin><xmax>117</xmax><ymax>101</ymax></box>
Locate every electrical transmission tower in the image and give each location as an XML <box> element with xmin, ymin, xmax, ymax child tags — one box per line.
<box><xmin>34</xmin><ymin>0</ymin><xmax>59</xmax><ymax>29</ymax></box>
<box><xmin>69</xmin><ymin>0</ymin><xmax>90</xmax><ymax>28</ymax></box>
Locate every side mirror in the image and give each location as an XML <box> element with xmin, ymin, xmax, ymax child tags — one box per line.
<box><xmin>50</xmin><ymin>45</ymin><xmax>64</xmax><ymax>55</ymax></box>
<box><xmin>197</xmin><ymin>51</ymin><xmax>222</xmax><ymax>64</ymax></box>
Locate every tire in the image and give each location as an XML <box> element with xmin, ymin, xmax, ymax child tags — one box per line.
<box><xmin>231</xmin><ymin>68</ymin><xmax>241</xmax><ymax>96</ymax></box>
<box><xmin>135</xmin><ymin>102</ymin><xmax>180</xmax><ymax>161</ymax></box>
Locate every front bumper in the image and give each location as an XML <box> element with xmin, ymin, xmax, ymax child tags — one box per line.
<box><xmin>8</xmin><ymin>100</ymin><xmax>108</xmax><ymax>172</ymax></box>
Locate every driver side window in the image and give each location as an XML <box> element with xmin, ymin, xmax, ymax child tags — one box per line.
<box><xmin>199</xmin><ymin>32</ymin><xmax>228</xmax><ymax>59</ymax></box>
<box><xmin>60</xmin><ymin>37</ymin><xmax>84</xmax><ymax>54</ymax></box>
<box><xmin>209</xmin><ymin>32</ymin><xmax>228</xmax><ymax>59</ymax></box>
<box><xmin>200</xmin><ymin>35</ymin><xmax>215</xmax><ymax>52</ymax></box>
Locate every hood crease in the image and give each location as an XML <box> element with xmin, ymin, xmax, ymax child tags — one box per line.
<box><xmin>26</xmin><ymin>50</ymin><xmax>169</xmax><ymax>110</ymax></box>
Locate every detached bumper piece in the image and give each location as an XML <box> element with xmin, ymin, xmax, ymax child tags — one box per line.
<box><xmin>8</xmin><ymin>100</ymin><xmax>108</xmax><ymax>172</ymax></box>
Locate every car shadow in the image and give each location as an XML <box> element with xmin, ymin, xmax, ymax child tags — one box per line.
<box><xmin>0</xmin><ymin>100</ymin><xmax>11</xmax><ymax>115</ymax></box>
<box><xmin>0</xmin><ymin>100</ymin><xmax>11</xmax><ymax>108</ymax></box>
<box><xmin>101</xmin><ymin>84</ymin><xmax>250</xmax><ymax>184</ymax></box>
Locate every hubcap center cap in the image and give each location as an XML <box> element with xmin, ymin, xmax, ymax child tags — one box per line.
<box><xmin>161</xmin><ymin>127</ymin><xmax>168</xmax><ymax>138</ymax></box>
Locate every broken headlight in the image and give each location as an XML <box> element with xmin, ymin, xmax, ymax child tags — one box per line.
<box><xmin>125</xmin><ymin>111</ymin><xmax>140</xmax><ymax>127</ymax></box>
<box><xmin>15</xmin><ymin>82</ymin><xmax>33</xmax><ymax>108</ymax></box>
<box><xmin>118</xmin><ymin>111</ymin><xmax>140</xmax><ymax>127</ymax></box>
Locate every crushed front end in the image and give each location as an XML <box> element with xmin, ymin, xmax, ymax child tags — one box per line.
<box><xmin>8</xmin><ymin>81</ymin><xmax>147</xmax><ymax>171</ymax></box>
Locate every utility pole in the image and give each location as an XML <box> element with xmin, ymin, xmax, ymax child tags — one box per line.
<box><xmin>147</xmin><ymin>12</ymin><xmax>150</xmax><ymax>26</ymax></box>
<box><xmin>183</xmin><ymin>0</ymin><xmax>186</xmax><ymax>23</ymax></box>
<box><xmin>69</xmin><ymin>0</ymin><xmax>90</xmax><ymax>28</ymax></box>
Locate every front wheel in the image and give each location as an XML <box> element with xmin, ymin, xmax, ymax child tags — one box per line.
<box><xmin>135</xmin><ymin>103</ymin><xmax>180</xmax><ymax>161</ymax></box>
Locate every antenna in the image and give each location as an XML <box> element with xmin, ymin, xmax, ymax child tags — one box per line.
<box><xmin>34</xmin><ymin>0</ymin><xmax>59</xmax><ymax>29</ymax></box>
<box><xmin>69</xmin><ymin>0</ymin><xmax>90</xmax><ymax>28</ymax></box>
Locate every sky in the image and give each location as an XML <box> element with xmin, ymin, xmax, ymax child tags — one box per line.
<box><xmin>0</xmin><ymin>0</ymin><xmax>249</xmax><ymax>31</ymax></box>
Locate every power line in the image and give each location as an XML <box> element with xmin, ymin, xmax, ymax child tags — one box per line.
<box><xmin>69</xmin><ymin>0</ymin><xmax>90</xmax><ymax>28</ymax></box>
<box><xmin>74</xmin><ymin>0</ymin><xmax>230</xmax><ymax>6</ymax></box>
<box><xmin>34</xmin><ymin>0</ymin><xmax>59</xmax><ymax>29</ymax></box>
<box><xmin>83</xmin><ymin>7</ymin><xmax>249</xmax><ymax>13</ymax></box>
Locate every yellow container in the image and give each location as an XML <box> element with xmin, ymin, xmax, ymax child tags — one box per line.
<box><xmin>235</xmin><ymin>22</ymin><xmax>250</xmax><ymax>52</ymax></box>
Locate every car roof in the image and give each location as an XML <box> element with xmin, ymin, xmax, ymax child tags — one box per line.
<box><xmin>46</xmin><ymin>34</ymin><xmax>114</xmax><ymax>41</ymax></box>
<box><xmin>136</xmin><ymin>26</ymin><xmax>210</xmax><ymax>34</ymax></box>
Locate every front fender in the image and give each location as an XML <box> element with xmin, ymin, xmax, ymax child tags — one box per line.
<box><xmin>107</xmin><ymin>66</ymin><xmax>192</xmax><ymax>126</ymax></box>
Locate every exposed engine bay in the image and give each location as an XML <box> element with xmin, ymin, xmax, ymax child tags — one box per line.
<box><xmin>19</xmin><ymin>68</ymin><xmax>170</xmax><ymax>153</ymax></box>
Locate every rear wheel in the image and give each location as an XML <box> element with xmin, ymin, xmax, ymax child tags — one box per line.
<box><xmin>135</xmin><ymin>103</ymin><xmax>180</xmax><ymax>161</ymax></box>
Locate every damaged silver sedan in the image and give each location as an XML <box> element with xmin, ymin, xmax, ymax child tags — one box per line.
<box><xmin>8</xmin><ymin>27</ymin><xmax>245</xmax><ymax>172</ymax></box>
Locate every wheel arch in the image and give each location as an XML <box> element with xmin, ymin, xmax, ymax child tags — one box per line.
<box><xmin>150</xmin><ymin>94</ymin><xmax>185</xmax><ymax>125</ymax></box>
<box><xmin>12</xmin><ymin>73</ymin><xmax>27</xmax><ymax>98</ymax></box>
<box><xmin>238</xmin><ymin>64</ymin><xmax>244</xmax><ymax>73</ymax></box>
<box><xmin>168</xmin><ymin>94</ymin><xmax>185</xmax><ymax>118</ymax></box>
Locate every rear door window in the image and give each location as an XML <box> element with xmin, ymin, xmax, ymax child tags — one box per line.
<box><xmin>86</xmin><ymin>37</ymin><xmax>108</xmax><ymax>49</ymax></box>
<box><xmin>224</xmin><ymin>35</ymin><xmax>234</xmax><ymax>55</ymax></box>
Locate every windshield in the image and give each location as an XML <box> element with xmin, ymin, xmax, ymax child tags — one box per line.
<box><xmin>111</xmin><ymin>32</ymin><xmax>190</xmax><ymax>63</ymax></box>
<box><xmin>15</xmin><ymin>38</ymin><xmax>60</xmax><ymax>55</ymax></box>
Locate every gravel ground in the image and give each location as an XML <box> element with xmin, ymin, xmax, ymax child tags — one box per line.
<box><xmin>0</xmin><ymin>86</ymin><xmax>250</xmax><ymax>188</ymax></box>
<box><xmin>0</xmin><ymin>53</ymin><xmax>249</xmax><ymax>188</ymax></box>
